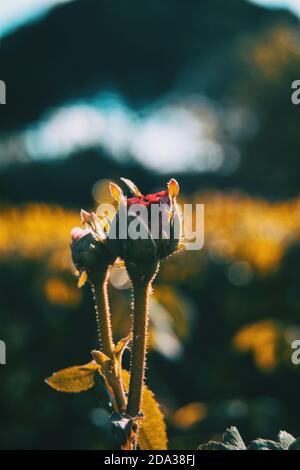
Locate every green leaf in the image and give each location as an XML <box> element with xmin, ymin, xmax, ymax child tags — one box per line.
<box><xmin>247</xmin><ymin>439</ymin><xmax>282</xmax><ymax>450</ymax></box>
<box><xmin>46</xmin><ymin>362</ymin><xmax>98</xmax><ymax>392</ymax></box>
<box><xmin>199</xmin><ymin>426</ymin><xmax>246</xmax><ymax>450</ymax></box>
<box><xmin>122</xmin><ymin>370</ymin><xmax>167</xmax><ymax>450</ymax></box>
<box><xmin>289</xmin><ymin>437</ymin><xmax>300</xmax><ymax>450</ymax></box>
<box><xmin>223</xmin><ymin>427</ymin><xmax>247</xmax><ymax>449</ymax></box>
<box><xmin>199</xmin><ymin>427</ymin><xmax>299</xmax><ymax>451</ymax></box>
<box><xmin>278</xmin><ymin>431</ymin><xmax>295</xmax><ymax>450</ymax></box>
<box><xmin>199</xmin><ymin>441</ymin><xmax>238</xmax><ymax>450</ymax></box>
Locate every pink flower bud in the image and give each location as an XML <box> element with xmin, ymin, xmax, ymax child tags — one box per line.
<box><xmin>70</xmin><ymin>214</ymin><xmax>115</xmax><ymax>279</ymax></box>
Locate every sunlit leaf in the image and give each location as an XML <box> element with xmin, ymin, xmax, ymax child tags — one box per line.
<box><xmin>278</xmin><ymin>430</ymin><xmax>295</xmax><ymax>449</ymax></box>
<box><xmin>122</xmin><ymin>370</ymin><xmax>167</xmax><ymax>450</ymax></box>
<box><xmin>46</xmin><ymin>362</ymin><xmax>98</xmax><ymax>392</ymax></box>
<box><xmin>92</xmin><ymin>350</ymin><xmax>110</xmax><ymax>368</ymax></box>
<box><xmin>115</xmin><ymin>333</ymin><xmax>132</xmax><ymax>357</ymax></box>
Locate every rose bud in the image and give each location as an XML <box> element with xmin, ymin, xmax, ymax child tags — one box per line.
<box><xmin>70</xmin><ymin>210</ymin><xmax>116</xmax><ymax>287</ymax></box>
<box><xmin>107</xmin><ymin>178</ymin><xmax>182</xmax><ymax>281</ymax></box>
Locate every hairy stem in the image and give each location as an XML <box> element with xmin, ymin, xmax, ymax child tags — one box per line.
<box><xmin>90</xmin><ymin>269</ymin><xmax>115</xmax><ymax>355</ymax></box>
<box><xmin>90</xmin><ymin>269</ymin><xmax>127</xmax><ymax>413</ymax></box>
<box><xmin>126</xmin><ymin>279</ymin><xmax>151</xmax><ymax>418</ymax></box>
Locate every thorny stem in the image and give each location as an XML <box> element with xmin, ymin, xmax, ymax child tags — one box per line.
<box><xmin>126</xmin><ymin>279</ymin><xmax>151</xmax><ymax>419</ymax></box>
<box><xmin>90</xmin><ymin>269</ymin><xmax>127</xmax><ymax>413</ymax></box>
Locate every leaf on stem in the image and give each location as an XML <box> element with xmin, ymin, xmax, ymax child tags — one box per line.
<box><xmin>46</xmin><ymin>362</ymin><xmax>98</xmax><ymax>392</ymax></box>
<box><xmin>122</xmin><ymin>370</ymin><xmax>167</xmax><ymax>450</ymax></box>
<box><xmin>115</xmin><ymin>333</ymin><xmax>132</xmax><ymax>363</ymax></box>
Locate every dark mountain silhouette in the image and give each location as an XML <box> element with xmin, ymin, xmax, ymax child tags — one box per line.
<box><xmin>0</xmin><ymin>0</ymin><xmax>296</xmax><ymax>131</ymax></box>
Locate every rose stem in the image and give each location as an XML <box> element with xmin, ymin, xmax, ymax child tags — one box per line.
<box><xmin>126</xmin><ymin>278</ymin><xmax>151</xmax><ymax>419</ymax></box>
<box><xmin>90</xmin><ymin>268</ymin><xmax>127</xmax><ymax>413</ymax></box>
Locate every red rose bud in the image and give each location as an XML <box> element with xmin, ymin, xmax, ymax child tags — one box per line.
<box><xmin>107</xmin><ymin>178</ymin><xmax>182</xmax><ymax>278</ymax></box>
<box><xmin>70</xmin><ymin>211</ymin><xmax>116</xmax><ymax>286</ymax></box>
